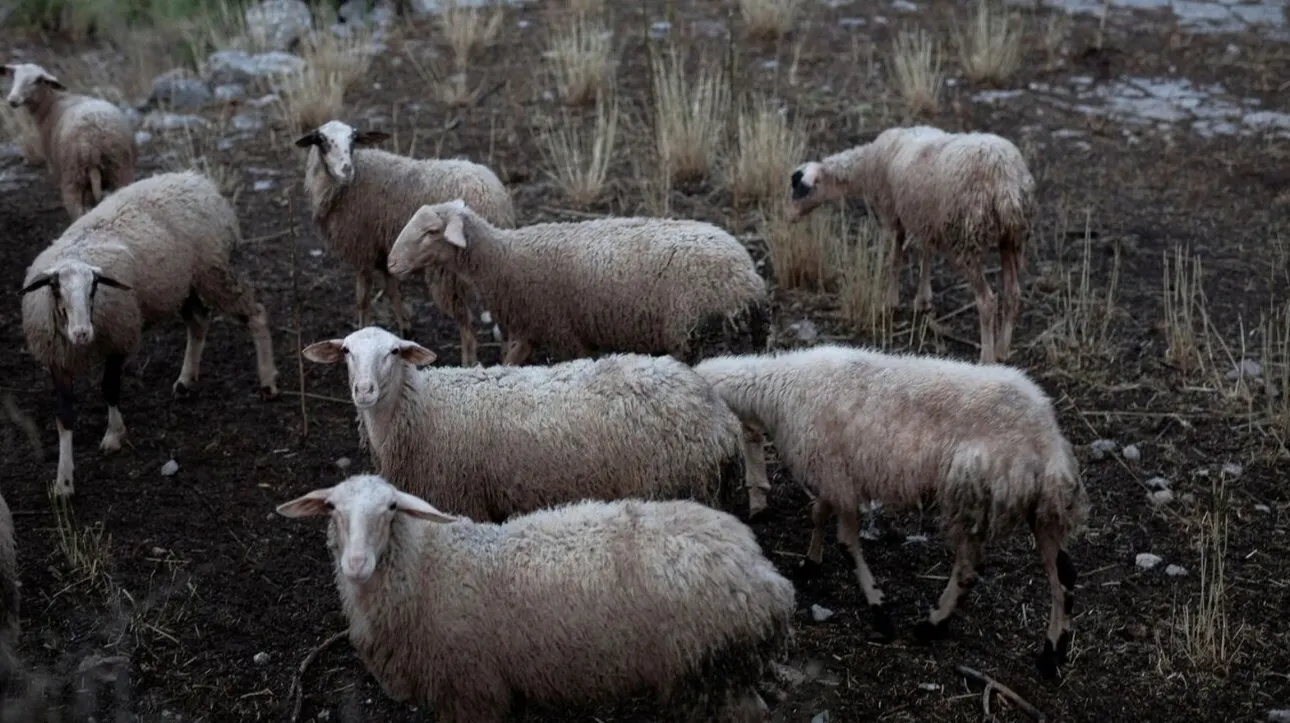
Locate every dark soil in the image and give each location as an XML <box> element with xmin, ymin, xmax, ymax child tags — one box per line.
<box><xmin>2</xmin><ymin>1</ymin><xmax>1289</xmax><ymax>722</ymax></box>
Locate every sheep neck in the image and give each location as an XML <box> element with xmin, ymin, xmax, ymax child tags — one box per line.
<box><xmin>821</xmin><ymin>144</ymin><xmax>877</xmax><ymax>201</ymax></box>
<box><xmin>356</xmin><ymin>367</ymin><xmax>434</xmax><ymax>484</ymax></box>
<box><xmin>305</xmin><ymin>148</ymin><xmax>347</xmax><ymax>227</ymax></box>
<box><xmin>453</xmin><ymin>213</ymin><xmax>515</xmax><ymax>289</ymax></box>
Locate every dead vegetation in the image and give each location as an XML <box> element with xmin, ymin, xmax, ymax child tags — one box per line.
<box><xmin>739</xmin><ymin>0</ymin><xmax>806</xmax><ymax>40</ymax></box>
<box><xmin>729</xmin><ymin>95</ymin><xmax>806</xmax><ymax>207</ymax></box>
<box><xmin>649</xmin><ymin>46</ymin><xmax>730</xmax><ymax>185</ymax></box>
<box><xmin>538</xmin><ymin>94</ymin><xmax>619</xmax><ymax>207</ymax></box>
<box><xmin>954</xmin><ymin>1</ymin><xmax>1023</xmax><ymax>86</ymax></box>
<box><xmin>277</xmin><ymin>28</ymin><xmax>373</xmax><ymax>133</ymax></box>
<box><xmin>889</xmin><ymin>28</ymin><xmax>943</xmax><ymax>117</ymax></box>
<box><xmin>544</xmin><ymin>11</ymin><xmax>615</xmax><ymax>106</ymax></box>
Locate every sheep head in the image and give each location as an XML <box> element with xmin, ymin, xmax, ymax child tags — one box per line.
<box><xmin>276</xmin><ymin>474</ymin><xmax>456</xmax><ymax>584</ymax></box>
<box><xmin>787</xmin><ymin>161</ymin><xmax>842</xmax><ymax>220</ymax></box>
<box><xmin>21</xmin><ymin>260</ymin><xmax>132</xmax><ymax>347</ymax></box>
<box><xmin>293</xmin><ymin>119</ymin><xmax>390</xmax><ymax>186</ymax></box>
<box><xmin>2</xmin><ymin>63</ymin><xmax>67</xmax><ymax>109</ymax></box>
<box><xmin>387</xmin><ymin>200</ymin><xmax>469</xmax><ymax>277</ymax></box>
<box><xmin>301</xmin><ymin>326</ymin><xmax>436</xmax><ymax>411</ymax></box>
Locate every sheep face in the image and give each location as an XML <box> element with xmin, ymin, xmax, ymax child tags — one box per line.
<box><xmin>276</xmin><ymin>474</ymin><xmax>456</xmax><ymax>584</ymax></box>
<box><xmin>301</xmin><ymin>326</ymin><xmax>437</xmax><ymax>410</ymax></box>
<box><xmin>387</xmin><ymin>200</ymin><xmax>469</xmax><ymax>277</ymax></box>
<box><xmin>293</xmin><ymin>120</ymin><xmax>391</xmax><ymax>186</ymax></box>
<box><xmin>20</xmin><ymin>260</ymin><xmax>132</xmax><ymax>346</ymax></box>
<box><xmin>787</xmin><ymin>161</ymin><xmax>839</xmax><ymax>219</ymax></box>
<box><xmin>1</xmin><ymin>63</ymin><xmax>66</xmax><ymax>108</ymax></box>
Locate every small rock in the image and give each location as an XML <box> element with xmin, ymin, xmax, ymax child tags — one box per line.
<box><xmin>149</xmin><ymin>68</ymin><xmax>213</xmax><ymax>111</ymax></box>
<box><xmin>1221</xmin><ymin>462</ymin><xmax>1243</xmax><ymax>478</ymax></box>
<box><xmin>203</xmin><ymin>50</ymin><xmax>305</xmax><ymax>86</ymax></box>
<box><xmin>1148</xmin><ymin>489</ymin><xmax>1174</xmax><ymax>506</ymax></box>
<box><xmin>252</xmin><ymin>179</ymin><xmax>275</xmax><ymax>192</ymax></box>
<box><xmin>1165</xmin><ymin>564</ymin><xmax>1188</xmax><ymax>577</ymax></box>
<box><xmin>244</xmin><ymin>0</ymin><xmax>314</xmax><ymax>52</ymax></box>
<box><xmin>1135</xmin><ymin>552</ymin><xmax>1163</xmax><ymax>570</ymax></box>
<box><xmin>253</xmin><ymin>651</ymin><xmax>270</xmax><ymax>665</ymax></box>
<box><xmin>811</xmin><ymin>712</ymin><xmax>831</xmax><ymax>723</ymax></box>
<box><xmin>160</xmin><ymin>459</ymin><xmax>180</xmax><ymax>477</ymax></box>
<box><xmin>1180</xmin><ymin>492</ymin><xmax>1196</xmax><ymax>506</ymax></box>
<box><xmin>810</xmin><ymin>604</ymin><xmax>834</xmax><ymax>623</ymax></box>
<box><xmin>918</xmin><ymin>682</ymin><xmax>940</xmax><ymax>692</ymax></box>
<box><xmin>1089</xmin><ymin>439</ymin><xmax>1117</xmax><ymax>460</ymax></box>
<box><xmin>892</xmin><ymin>0</ymin><xmax>917</xmax><ymax>11</ymax></box>
<box><xmin>649</xmin><ymin>20</ymin><xmax>672</xmax><ymax>38</ymax></box>
<box><xmin>1268</xmin><ymin>710</ymin><xmax>1290</xmax><ymax>723</ymax></box>
<box><xmin>336</xmin><ymin>456</ymin><xmax>352</xmax><ymax>469</ymax></box>
<box><xmin>839</xmin><ymin>17</ymin><xmax>866</xmax><ymax>28</ymax></box>
<box><xmin>232</xmin><ymin>113</ymin><xmax>264</xmax><ymax>132</ymax></box>
<box><xmin>1227</xmin><ymin>358</ymin><xmax>1262</xmax><ymax>380</ymax></box>
<box><xmin>788</xmin><ymin>318</ymin><xmax>818</xmax><ymax>345</ymax></box>
<box><xmin>214</xmin><ymin>83</ymin><xmax>247</xmax><ymax>102</ymax></box>
<box><xmin>142</xmin><ymin>112</ymin><xmax>210</xmax><ymax>132</ymax></box>
<box><xmin>1255</xmin><ymin>504</ymin><xmax>1271</xmax><ymax>513</ymax></box>
<box><xmin>134</xmin><ymin>131</ymin><xmax>153</xmax><ymax>146</ymax></box>
<box><xmin>318</xmin><ymin>710</ymin><xmax>331</xmax><ymax>721</ymax></box>
<box><xmin>151</xmin><ymin>547</ymin><xmax>167</xmax><ymax>556</ymax></box>
<box><xmin>1121</xmin><ymin>444</ymin><xmax>1140</xmax><ymax>461</ymax></box>
<box><xmin>904</xmin><ymin>534</ymin><xmax>928</xmax><ymax>544</ymax></box>
<box><xmin>309</xmin><ymin>249</ymin><xmax>324</xmax><ymax>257</ymax></box>
<box><xmin>1145</xmin><ymin>476</ymin><xmax>1171</xmax><ymax>491</ymax></box>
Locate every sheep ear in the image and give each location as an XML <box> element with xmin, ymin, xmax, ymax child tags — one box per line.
<box><xmin>276</xmin><ymin>487</ymin><xmax>334</xmax><ymax>518</ymax></box>
<box><xmin>20</xmin><ymin>273</ymin><xmax>53</xmax><ymax>295</ymax></box>
<box><xmin>443</xmin><ymin>212</ymin><xmax>467</xmax><ymax>248</ymax></box>
<box><xmin>93</xmin><ymin>273</ymin><xmax>131</xmax><ymax>291</ymax></box>
<box><xmin>353</xmin><ymin>130</ymin><xmax>390</xmax><ymax>147</ymax></box>
<box><xmin>301</xmin><ymin>340</ymin><xmax>345</xmax><ymax>363</ymax></box>
<box><xmin>0</xmin><ymin>65</ymin><xmax>11</xmax><ymax>77</ymax></box>
<box><xmin>37</xmin><ymin>74</ymin><xmax>66</xmax><ymax>91</ymax></box>
<box><xmin>397</xmin><ymin>341</ymin><xmax>436</xmax><ymax>366</ymax></box>
<box><xmin>294</xmin><ymin>131</ymin><xmax>324</xmax><ymax>148</ymax></box>
<box><xmin>393</xmin><ymin>490</ymin><xmax>456</xmax><ymax>523</ymax></box>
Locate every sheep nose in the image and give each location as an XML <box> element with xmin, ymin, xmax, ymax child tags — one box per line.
<box><xmin>7</xmin><ymin>99</ymin><xmax>19</xmax><ymax>108</ymax></box>
<box><xmin>68</xmin><ymin>326</ymin><xmax>94</xmax><ymax>345</ymax></box>
<box><xmin>354</xmin><ymin>381</ymin><xmax>376</xmax><ymax>397</ymax></box>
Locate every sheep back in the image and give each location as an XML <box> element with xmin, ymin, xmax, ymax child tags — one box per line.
<box><xmin>42</xmin><ymin>94</ymin><xmax>136</xmax><ymax>201</ymax></box>
<box><xmin>342</xmin><ymin>497</ymin><xmax>795</xmax><ymax>717</ymax></box>
<box><xmin>695</xmin><ymin>345</ymin><xmax>1087</xmax><ymax>545</ymax></box>
<box><xmin>459</xmin><ymin>214</ymin><xmax>768</xmax><ymax>359</ymax></box>
<box><xmin>21</xmin><ymin>171</ymin><xmax>239</xmax><ymax>371</ymax></box>
<box><xmin>367</xmin><ymin>352</ymin><xmax>745</xmax><ymax>522</ymax></box>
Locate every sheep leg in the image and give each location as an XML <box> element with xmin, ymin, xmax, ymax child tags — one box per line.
<box><xmin>1035</xmin><ymin>531</ymin><xmax>1077</xmax><ymax>680</ymax></box>
<box><xmin>995</xmin><ymin>236</ymin><xmax>1022</xmax><ymax>363</ymax></box>
<box><xmin>98</xmin><ymin>354</ymin><xmax>127</xmax><ymax>454</ymax></box>
<box><xmin>193</xmin><ymin>269</ymin><xmax>280</xmax><ymax>398</ymax></box>
<box><xmin>52</xmin><ymin>368</ymin><xmax>76</xmax><ymax>497</ymax></box>
<box><xmin>837</xmin><ymin>505</ymin><xmax>895</xmax><ymax>640</ymax></box>
<box><xmin>957</xmin><ymin>258</ymin><xmax>999</xmax><ymax>364</ymax></box>
<box><xmin>354</xmin><ymin>269</ymin><xmax>374</xmax><ymax>328</ymax></box>
<box><xmin>380</xmin><ymin>271</ymin><xmax>411</xmax><ymax>338</ymax></box>
<box><xmin>913</xmin><ymin>537</ymin><xmax>984</xmax><ymax>643</ymax></box>
<box><xmin>174</xmin><ymin>290</ymin><xmax>210</xmax><ymax>395</ymax></box>
<box><xmin>805</xmin><ymin>497</ymin><xmax>833</xmax><ymax>565</ymax></box>
<box><xmin>426</xmin><ymin>270</ymin><xmax>478</xmax><ymax>367</ymax></box>
<box><xmin>913</xmin><ymin>244</ymin><xmax>934</xmax><ymax>312</ymax></box>
<box><xmin>884</xmin><ymin>227</ymin><xmax>906</xmax><ymax>311</ymax></box>
<box><xmin>501</xmin><ymin>338</ymin><xmax>533</xmax><ymax>366</ymax></box>
<box><xmin>742</xmin><ymin>425</ymin><xmax>771</xmax><ymax>518</ymax></box>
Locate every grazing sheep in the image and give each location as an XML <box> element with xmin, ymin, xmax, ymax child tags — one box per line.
<box><xmin>1</xmin><ymin>63</ymin><xmax>137</xmax><ymax>220</ymax></box>
<box><xmin>21</xmin><ymin>171</ymin><xmax>280</xmax><ymax>497</ymax></box>
<box><xmin>789</xmin><ymin>126</ymin><xmax>1034</xmax><ymax>364</ymax></box>
<box><xmin>388</xmin><ymin>200</ymin><xmax>770</xmax><ymax>366</ymax></box>
<box><xmin>302</xmin><ymin>325</ymin><xmax>767</xmax><ymax>520</ymax></box>
<box><xmin>295</xmin><ymin>119</ymin><xmax>515</xmax><ymax>366</ymax></box>
<box><xmin>277</xmin><ymin>473</ymin><xmax>795</xmax><ymax>722</ymax></box>
<box><xmin>694</xmin><ymin>345</ymin><xmax>1088</xmax><ymax>680</ymax></box>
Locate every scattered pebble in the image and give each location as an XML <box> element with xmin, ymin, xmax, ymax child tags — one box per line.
<box><xmin>252</xmin><ymin>180</ymin><xmax>275</xmax><ymax>192</ymax></box>
<box><xmin>811</xmin><ymin>712</ymin><xmax>831</xmax><ymax>723</ymax></box>
<box><xmin>151</xmin><ymin>546</ymin><xmax>167</xmax><ymax>556</ymax></box>
<box><xmin>336</xmin><ymin>457</ymin><xmax>352</xmax><ymax>470</ymax></box>
<box><xmin>1145</xmin><ymin>476</ymin><xmax>1171</xmax><ymax>491</ymax></box>
<box><xmin>1135</xmin><ymin>552</ymin><xmax>1163</xmax><ymax>570</ymax></box>
<box><xmin>891</xmin><ymin>0</ymin><xmax>917</xmax><ymax>11</ymax></box>
<box><xmin>918</xmin><ymin>682</ymin><xmax>941</xmax><ymax>692</ymax></box>
<box><xmin>310</xmin><ymin>249</ymin><xmax>324</xmax><ymax>257</ymax></box>
<box><xmin>1165</xmin><ymin>564</ymin><xmax>1188</xmax><ymax>577</ymax></box>
<box><xmin>787</xmin><ymin>319</ymin><xmax>818</xmax><ymax>345</ymax></box>
<box><xmin>1222</xmin><ymin>462</ymin><xmax>1243</xmax><ymax>478</ymax></box>
<box><xmin>649</xmin><ymin>20</ymin><xmax>671</xmax><ymax>38</ymax></box>
<box><xmin>1255</xmin><ymin>504</ymin><xmax>1271</xmax><ymax>514</ymax></box>
<box><xmin>1089</xmin><ymin>439</ymin><xmax>1117</xmax><ymax>460</ymax></box>
<box><xmin>1148</xmin><ymin>489</ymin><xmax>1175</xmax><ymax>506</ymax></box>
<box><xmin>1121</xmin><ymin>444</ymin><xmax>1140</xmax><ymax>461</ymax></box>
<box><xmin>811</xmin><ymin>604</ymin><xmax>835</xmax><ymax>623</ymax></box>
<box><xmin>253</xmin><ymin>651</ymin><xmax>270</xmax><ymax>665</ymax></box>
<box><xmin>1267</xmin><ymin>710</ymin><xmax>1290</xmax><ymax>723</ymax></box>
<box><xmin>904</xmin><ymin>534</ymin><xmax>928</xmax><ymax>544</ymax></box>
<box><xmin>1226</xmin><ymin>358</ymin><xmax>1262</xmax><ymax>380</ymax></box>
<box><xmin>160</xmin><ymin>459</ymin><xmax>180</xmax><ymax>477</ymax></box>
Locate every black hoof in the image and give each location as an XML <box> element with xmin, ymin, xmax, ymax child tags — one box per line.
<box><xmin>913</xmin><ymin>619</ymin><xmax>952</xmax><ymax>643</ymax></box>
<box><xmin>797</xmin><ymin>557</ymin><xmax>824</xmax><ymax>575</ymax></box>
<box><xmin>173</xmin><ymin>382</ymin><xmax>194</xmax><ymax>398</ymax></box>
<box><xmin>1036</xmin><ymin>639</ymin><xmax>1063</xmax><ymax>680</ymax></box>
<box><xmin>1055</xmin><ymin>630</ymin><xmax>1072</xmax><ymax>665</ymax></box>
<box><xmin>259</xmin><ymin>386</ymin><xmax>279</xmax><ymax>401</ymax></box>
<box><xmin>870</xmin><ymin>604</ymin><xmax>896</xmax><ymax>642</ymax></box>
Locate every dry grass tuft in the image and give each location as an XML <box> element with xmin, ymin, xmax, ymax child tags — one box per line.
<box><xmin>1037</xmin><ymin>213</ymin><xmax>1122</xmax><ymax>370</ymax></box>
<box><xmin>50</xmin><ymin>495</ymin><xmax>115</xmax><ymax>593</ymax></box>
<box><xmin>545</xmin><ymin>12</ymin><xmax>615</xmax><ymax>106</ymax></box>
<box><xmin>440</xmin><ymin>0</ymin><xmax>504</xmax><ymax>68</ymax></box>
<box><xmin>277</xmin><ymin>29</ymin><xmax>373</xmax><ymax>133</ymax></box>
<box><xmin>650</xmin><ymin>47</ymin><xmax>730</xmax><ymax>185</ymax></box>
<box><xmin>1262</xmin><ymin>301</ymin><xmax>1290</xmax><ymax>438</ymax></box>
<box><xmin>838</xmin><ymin>218</ymin><xmax>894</xmax><ymax>334</ymax></box>
<box><xmin>1162</xmin><ymin>246</ymin><xmax>1216</xmax><ymax>376</ymax></box>
<box><xmin>954</xmin><ymin>1</ymin><xmax>1023</xmax><ymax>86</ymax></box>
<box><xmin>762</xmin><ymin>204</ymin><xmax>841</xmax><ymax>291</ymax></box>
<box><xmin>405</xmin><ymin>48</ymin><xmax>486</xmax><ymax>108</ymax></box>
<box><xmin>568</xmin><ymin>0</ymin><xmax>605</xmax><ymax>13</ymax></box>
<box><xmin>890</xmin><ymin>28</ymin><xmax>943</xmax><ymax>117</ymax></box>
<box><xmin>729</xmin><ymin>96</ymin><xmax>806</xmax><ymax>207</ymax></box>
<box><xmin>739</xmin><ymin>0</ymin><xmax>805</xmax><ymax>40</ymax></box>
<box><xmin>0</xmin><ymin>105</ymin><xmax>44</xmax><ymax>165</ymax></box>
<box><xmin>538</xmin><ymin>95</ymin><xmax>619</xmax><ymax>208</ymax></box>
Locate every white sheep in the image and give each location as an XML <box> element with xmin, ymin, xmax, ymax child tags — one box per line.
<box><xmin>789</xmin><ymin>125</ymin><xmax>1034</xmax><ymax>364</ymax></box>
<box><xmin>388</xmin><ymin>200</ymin><xmax>770</xmax><ymax>366</ymax></box>
<box><xmin>694</xmin><ymin>344</ymin><xmax>1088</xmax><ymax>680</ymax></box>
<box><xmin>276</xmin><ymin>473</ymin><xmax>796</xmax><ymax>722</ymax></box>
<box><xmin>302</xmin><ymin>325</ymin><xmax>769</xmax><ymax>519</ymax></box>
<box><xmin>295</xmin><ymin>119</ymin><xmax>515</xmax><ymax>366</ymax></box>
<box><xmin>21</xmin><ymin>170</ymin><xmax>280</xmax><ymax>496</ymax></box>
<box><xmin>1</xmin><ymin>63</ymin><xmax>137</xmax><ymax>220</ymax></box>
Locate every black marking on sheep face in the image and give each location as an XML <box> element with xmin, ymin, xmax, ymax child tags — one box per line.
<box><xmin>790</xmin><ymin>170</ymin><xmax>812</xmax><ymax>200</ymax></box>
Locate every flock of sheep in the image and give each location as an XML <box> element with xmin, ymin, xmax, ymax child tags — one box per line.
<box><xmin>0</xmin><ymin>56</ymin><xmax>1090</xmax><ymax>722</ymax></box>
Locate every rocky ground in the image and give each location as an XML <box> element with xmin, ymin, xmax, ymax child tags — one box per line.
<box><xmin>1</xmin><ymin>0</ymin><xmax>1289</xmax><ymax>721</ymax></box>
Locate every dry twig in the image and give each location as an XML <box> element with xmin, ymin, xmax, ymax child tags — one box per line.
<box><xmin>956</xmin><ymin>665</ymin><xmax>1046</xmax><ymax>721</ymax></box>
<box><xmin>288</xmin><ymin>629</ymin><xmax>348</xmax><ymax>722</ymax></box>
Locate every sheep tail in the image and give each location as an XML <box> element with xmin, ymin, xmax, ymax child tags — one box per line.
<box><xmin>88</xmin><ymin>166</ymin><xmax>103</xmax><ymax>205</ymax></box>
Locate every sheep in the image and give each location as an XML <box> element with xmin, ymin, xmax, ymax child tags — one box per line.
<box><xmin>20</xmin><ymin>170</ymin><xmax>280</xmax><ymax>497</ymax></box>
<box><xmin>788</xmin><ymin>125</ymin><xmax>1034</xmax><ymax>364</ymax></box>
<box><xmin>0</xmin><ymin>487</ymin><xmax>16</xmax><ymax>655</ymax></box>
<box><xmin>301</xmin><ymin>325</ymin><xmax>770</xmax><ymax>521</ymax></box>
<box><xmin>387</xmin><ymin>200</ymin><xmax>770</xmax><ymax>366</ymax></box>
<box><xmin>276</xmin><ymin>473</ymin><xmax>795</xmax><ymax>722</ymax></box>
<box><xmin>1</xmin><ymin>62</ymin><xmax>137</xmax><ymax>220</ymax></box>
<box><xmin>295</xmin><ymin>119</ymin><xmax>515</xmax><ymax>366</ymax></box>
<box><xmin>693</xmin><ymin>344</ymin><xmax>1088</xmax><ymax>680</ymax></box>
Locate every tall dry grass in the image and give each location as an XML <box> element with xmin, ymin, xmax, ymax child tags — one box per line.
<box><xmin>739</xmin><ymin>0</ymin><xmax>805</xmax><ymax>40</ymax></box>
<box><xmin>545</xmin><ymin>12</ymin><xmax>615</xmax><ymax>106</ymax></box>
<box><xmin>890</xmin><ymin>28</ymin><xmax>943</xmax><ymax>117</ymax></box>
<box><xmin>277</xmin><ymin>28</ymin><xmax>373</xmax><ymax>133</ymax></box>
<box><xmin>650</xmin><ymin>47</ymin><xmax>730</xmax><ymax>184</ymax></box>
<box><xmin>955</xmin><ymin>1</ymin><xmax>1023</xmax><ymax>86</ymax></box>
<box><xmin>539</xmin><ymin>95</ymin><xmax>619</xmax><ymax>208</ymax></box>
<box><xmin>762</xmin><ymin>204</ymin><xmax>842</xmax><ymax>291</ymax></box>
<box><xmin>729</xmin><ymin>96</ymin><xmax>806</xmax><ymax>207</ymax></box>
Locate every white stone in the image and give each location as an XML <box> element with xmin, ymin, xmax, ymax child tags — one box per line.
<box><xmin>253</xmin><ymin>651</ymin><xmax>271</xmax><ymax>665</ymax></box>
<box><xmin>1148</xmin><ymin>489</ymin><xmax>1175</xmax><ymax>506</ymax></box>
<box><xmin>1135</xmin><ymin>552</ymin><xmax>1163</xmax><ymax>570</ymax></box>
<box><xmin>160</xmin><ymin>459</ymin><xmax>180</xmax><ymax>476</ymax></box>
<box><xmin>1121</xmin><ymin>444</ymin><xmax>1140</xmax><ymax>461</ymax></box>
<box><xmin>811</xmin><ymin>604</ymin><xmax>835</xmax><ymax>622</ymax></box>
<box><xmin>1165</xmin><ymin>564</ymin><xmax>1188</xmax><ymax>577</ymax></box>
<box><xmin>1222</xmin><ymin>462</ymin><xmax>1243</xmax><ymax>478</ymax></box>
<box><xmin>1089</xmin><ymin>439</ymin><xmax>1117</xmax><ymax>460</ymax></box>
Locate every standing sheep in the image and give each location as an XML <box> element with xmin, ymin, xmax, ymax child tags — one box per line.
<box><xmin>1</xmin><ymin>63</ymin><xmax>137</xmax><ymax>220</ymax></box>
<box><xmin>387</xmin><ymin>200</ymin><xmax>769</xmax><ymax>366</ymax></box>
<box><xmin>694</xmin><ymin>345</ymin><xmax>1088</xmax><ymax>680</ymax></box>
<box><xmin>21</xmin><ymin>171</ymin><xmax>280</xmax><ymax>496</ymax></box>
<box><xmin>277</xmin><ymin>473</ymin><xmax>796</xmax><ymax>722</ymax></box>
<box><xmin>295</xmin><ymin>119</ymin><xmax>515</xmax><ymax>366</ymax></box>
<box><xmin>302</xmin><ymin>325</ymin><xmax>768</xmax><ymax>520</ymax></box>
<box><xmin>789</xmin><ymin>126</ymin><xmax>1034</xmax><ymax>364</ymax></box>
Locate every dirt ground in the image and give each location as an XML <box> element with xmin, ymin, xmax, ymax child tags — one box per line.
<box><xmin>2</xmin><ymin>0</ymin><xmax>1289</xmax><ymax>721</ymax></box>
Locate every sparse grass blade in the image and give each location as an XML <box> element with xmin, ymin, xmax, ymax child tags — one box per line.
<box><xmin>277</xmin><ymin>28</ymin><xmax>373</xmax><ymax>134</ymax></box>
<box><xmin>440</xmin><ymin>0</ymin><xmax>504</xmax><ymax>69</ymax></box>
<box><xmin>739</xmin><ymin>0</ymin><xmax>805</xmax><ymax>41</ymax></box>
<box><xmin>729</xmin><ymin>96</ymin><xmax>806</xmax><ymax>208</ymax></box>
<box><xmin>539</xmin><ymin>95</ymin><xmax>619</xmax><ymax>208</ymax></box>
<box><xmin>955</xmin><ymin>1</ymin><xmax>1023</xmax><ymax>87</ymax></box>
<box><xmin>890</xmin><ymin>28</ymin><xmax>943</xmax><ymax>117</ymax></box>
<box><xmin>650</xmin><ymin>46</ymin><xmax>729</xmax><ymax>185</ymax></box>
<box><xmin>838</xmin><ymin>218</ymin><xmax>894</xmax><ymax>335</ymax></box>
<box><xmin>762</xmin><ymin>203</ymin><xmax>841</xmax><ymax>291</ymax></box>
<box><xmin>545</xmin><ymin>12</ymin><xmax>615</xmax><ymax>106</ymax></box>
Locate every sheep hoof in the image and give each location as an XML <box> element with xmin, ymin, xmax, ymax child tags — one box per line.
<box><xmin>51</xmin><ymin>477</ymin><xmax>74</xmax><ymax>498</ymax></box>
<box><xmin>259</xmin><ymin>385</ymin><xmax>280</xmax><ymax>401</ymax></box>
<box><xmin>1036</xmin><ymin>638</ymin><xmax>1065</xmax><ymax>680</ymax></box>
<box><xmin>869</xmin><ymin>604</ymin><xmax>896</xmax><ymax>642</ymax></box>
<box><xmin>797</xmin><ymin>557</ymin><xmax>823</xmax><ymax>576</ymax></box>
<box><xmin>172</xmin><ymin>380</ymin><xmax>195</xmax><ymax>397</ymax></box>
<box><xmin>1055</xmin><ymin>630</ymin><xmax>1072</xmax><ymax>665</ymax></box>
<box><xmin>913</xmin><ymin>619</ymin><xmax>951</xmax><ymax>643</ymax></box>
<box><xmin>99</xmin><ymin>436</ymin><xmax>123</xmax><ymax>454</ymax></box>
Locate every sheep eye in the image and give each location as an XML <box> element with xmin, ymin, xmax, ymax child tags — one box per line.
<box><xmin>340</xmin><ymin>346</ymin><xmax>349</xmax><ymax>355</ymax></box>
<box><xmin>387</xmin><ymin>501</ymin><xmax>397</xmax><ymax>511</ymax></box>
<box><xmin>389</xmin><ymin>348</ymin><xmax>399</xmax><ymax>356</ymax></box>
<box><xmin>324</xmin><ymin>501</ymin><xmax>334</xmax><ymax>510</ymax></box>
